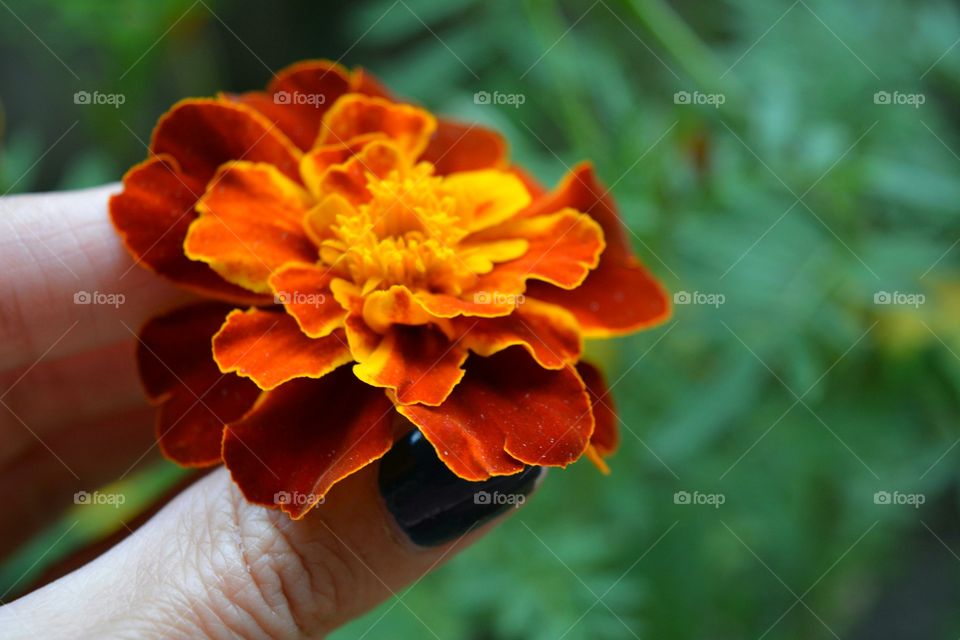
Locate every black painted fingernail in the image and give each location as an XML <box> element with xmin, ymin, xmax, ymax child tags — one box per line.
<box><xmin>379</xmin><ymin>429</ymin><xmax>543</xmax><ymax>547</ymax></box>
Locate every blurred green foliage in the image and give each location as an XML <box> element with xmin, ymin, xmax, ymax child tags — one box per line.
<box><xmin>3</xmin><ymin>0</ymin><xmax>960</xmax><ymax>637</ymax></box>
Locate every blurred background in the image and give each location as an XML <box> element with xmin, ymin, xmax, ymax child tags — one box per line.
<box><xmin>2</xmin><ymin>0</ymin><xmax>960</xmax><ymax>637</ymax></box>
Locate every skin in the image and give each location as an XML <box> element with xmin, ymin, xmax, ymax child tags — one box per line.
<box><xmin>0</xmin><ymin>186</ymin><xmax>512</xmax><ymax>638</ymax></box>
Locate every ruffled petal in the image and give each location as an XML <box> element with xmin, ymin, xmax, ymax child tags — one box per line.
<box><xmin>351</xmin><ymin>322</ymin><xmax>467</xmax><ymax>406</ymax></box>
<box><xmin>137</xmin><ymin>303</ymin><xmax>260</xmax><ymax>466</ymax></box>
<box><xmin>268</xmin><ymin>263</ymin><xmax>345</xmax><ymax>338</ymax></box>
<box><xmin>212</xmin><ymin>308</ymin><xmax>352</xmax><ymax>390</ymax></box>
<box><xmin>526</xmin><ymin>259</ymin><xmax>670</xmax><ymax>337</ymax></box>
<box><xmin>413</xmin><ymin>290</ymin><xmax>515</xmax><ymax>319</ymax></box>
<box><xmin>317</xmin><ymin>94</ymin><xmax>437</xmax><ymax>158</ymax></box>
<box><xmin>150</xmin><ymin>98</ymin><xmax>301</xmax><ymax>184</ymax></box>
<box><xmin>470</xmin><ymin>208</ymin><xmax>605</xmax><ymax>293</ymax></box>
<box><xmin>521</xmin><ymin>163</ymin><xmax>671</xmax><ymax>336</ymax></box>
<box><xmin>577</xmin><ymin>361</ymin><xmax>618</xmax><ymax>456</ymax></box>
<box><xmin>422</xmin><ymin>119</ymin><xmax>508</xmax><ymax>174</ymax></box>
<box><xmin>398</xmin><ymin>348</ymin><xmax>594</xmax><ymax>480</ymax></box>
<box><xmin>450</xmin><ymin>298</ymin><xmax>581</xmax><ymax>369</ymax></box>
<box><xmin>184</xmin><ymin>161</ymin><xmax>317</xmax><ymax>293</ymax></box>
<box><xmin>307</xmin><ymin>140</ymin><xmax>404</xmax><ymax>204</ymax></box>
<box><xmin>109</xmin><ymin>155</ymin><xmax>266</xmax><ymax>304</ymax></box>
<box><xmin>222</xmin><ymin>369</ymin><xmax>395</xmax><ymax>518</ymax></box>
<box><xmin>441</xmin><ymin>169</ymin><xmax>531</xmax><ymax>232</ymax></box>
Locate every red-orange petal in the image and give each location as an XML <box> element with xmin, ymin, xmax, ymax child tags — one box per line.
<box><xmin>268</xmin><ymin>263</ymin><xmax>345</xmax><ymax>338</ymax></box>
<box><xmin>150</xmin><ymin>98</ymin><xmax>302</xmax><ymax>184</ymax></box>
<box><xmin>577</xmin><ymin>361</ymin><xmax>618</xmax><ymax>455</ymax></box>
<box><xmin>527</xmin><ymin>258</ymin><xmax>670</xmax><ymax>337</ymax></box>
<box><xmin>398</xmin><ymin>348</ymin><xmax>594</xmax><ymax>481</ymax></box>
<box><xmin>212</xmin><ymin>308</ymin><xmax>353</xmax><ymax>390</ymax></box>
<box><xmin>522</xmin><ymin>163</ymin><xmax>671</xmax><ymax>336</ymax></box>
<box><xmin>184</xmin><ymin>161</ymin><xmax>317</xmax><ymax>293</ymax></box>
<box><xmin>449</xmin><ymin>299</ymin><xmax>582</xmax><ymax>369</ymax></box>
<box><xmin>318</xmin><ymin>94</ymin><xmax>437</xmax><ymax>158</ymax></box>
<box><xmin>222</xmin><ymin>369</ymin><xmax>395</xmax><ymax>518</ymax></box>
<box><xmin>421</xmin><ymin>119</ymin><xmax>507</xmax><ymax>174</ymax></box>
<box><xmin>137</xmin><ymin>303</ymin><xmax>261</xmax><ymax>466</ymax></box>
<box><xmin>109</xmin><ymin>155</ymin><xmax>266</xmax><ymax>304</ymax></box>
<box><xmin>351</xmin><ymin>322</ymin><xmax>467</xmax><ymax>406</ymax></box>
<box><xmin>260</xmin><ymin>60</ymin><xmax>353</xmax><ymax>150</ymax></box>
<box><xmin>470</xmin><ymin>208</ymin><xmax>605</xmax><ymax>293</ymax></box>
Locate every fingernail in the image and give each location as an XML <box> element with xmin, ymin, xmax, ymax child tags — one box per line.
<box><xmin>378</xmin><ymin>429</ymin><xmax>543</xmax><ymax>547</ymax></box>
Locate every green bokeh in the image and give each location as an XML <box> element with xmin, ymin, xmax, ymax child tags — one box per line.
<box><xmin>2</xmin><ymin>0</ymin><xmax>960</xmax><ymax>637</ymax></box>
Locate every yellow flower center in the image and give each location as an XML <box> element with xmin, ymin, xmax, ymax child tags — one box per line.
<box><xmin>318</xmin><ymin>163</ymin><xmax>482</xmax><ymax>295</ymax></box>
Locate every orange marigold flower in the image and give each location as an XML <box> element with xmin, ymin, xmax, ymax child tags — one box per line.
<box><xmin>111</xmin><ymin>59</ymin><xmax>670</xmax><ymax>518</ymax></box>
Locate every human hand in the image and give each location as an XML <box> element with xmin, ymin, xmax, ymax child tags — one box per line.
<box><xmin>0</xmin><ymin>185</ymin><xmax>541</xmax><ymax>638</ymax></box>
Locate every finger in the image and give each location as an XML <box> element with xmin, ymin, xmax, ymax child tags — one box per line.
<box><xmin>0</xmin><ymin>185</ymin><xmax>191</xmax><ymax>373</ymax></box>
<box><xmin>0</xmin><ymin>404</ymin><xmax>160</xmax><ymax>556</ymax></box>
<box><xmin>1</xmin><ymin>432</ymin><xmax>543</xmax><ymax>638</ymax></box>
<box><xmin>0</xmin><ymin>340</ymin><xmax>147</xmax><ymax>467</ymax></box>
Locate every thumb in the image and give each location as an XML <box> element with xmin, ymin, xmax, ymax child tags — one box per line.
<box><xmin>0</xmin><ymin>431</ymin><xmax>542</xmax><ymax>639</ymax></box>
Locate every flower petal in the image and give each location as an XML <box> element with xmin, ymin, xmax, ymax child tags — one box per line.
<box><xmin>318</xmin><ymin>94</ymin><xmax>437</xmax><ymax>158</ymax></box>
<box><xmin>441</xmin><ymin>169</ymin><xmax>531</xmax><ymax>232</ymax></box>
<box><xmin>151</xmin><ymin>98</ymin><xmax>301</xmax><ymax>184</ymax></box>
<box><xmin>527</xmin><ymin>259</ymin><xmax>670</xmax><ymax>337</ymax></box>
<box><xmin>109</xmin><ymin>155</ymin><xmax>266</xmax><ymax>304</ymax></box>
<box><xmin>421</xmin><ymin>119</ymin><xmax>507</xmax><ymax>174</ymax></box>
<box><xmin>309</xmin><ymin>140</ymin><xmax>404</xmax><ymax>204</ymax></box>
<box><xmin>222</xmin><ymin>369</ymin><xmax>395</xmax><ymax>518</ymax></box>
<box><xmin>351</xmin><ymin>322</ymin><xmax>467</xmax><ymax>406</ymax></box>
<box><xmin>259</xmin><ymin>60</ymin><xmax>353</xmax><ymax>150</ymax></box>
<box><xmin>268</xmin><ymin>263</ymin><xmax>345</xmax><ymax>338</ymax></box>
<box><xmin>398</xmin><ymin>348</ymin><xmax>594</xmax><ymax>480</ymax></box>
<box><xmin>521</xmin><ymin>163</ymin><xmax>671</xmax><ymax>336</ymax></box>
<box><xmin>577</xmin><ymin>361</ymin><xmax>618</xmax><ymax>456</ymax></box>
<box><xmin>450</xmin><ymin>298</ymin><xmax>582</xmax><ymax>369</ymax></box>
<box><xmin>137</xmin><ymin>303</ymin><xmax>260</xmax><ymax>466</ymax></box>
<box><xmin>184</xmin><ymin>161</ymin><xmax>317</xmax><ymax>293</ymax></box>
<box><xmin>412</xmin><ymin>290</ymin><xmax>515</xmax><ymax>319</ymax></box>
<box><xmin>212</xmin><ymin>308</ymin><xmax>352</xmax><ymax>390</ymax></box>
<box><xmin>470</xmin><ymin>208</ymin><xmax>605</xmax><ymax>292</ymax></box>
